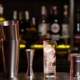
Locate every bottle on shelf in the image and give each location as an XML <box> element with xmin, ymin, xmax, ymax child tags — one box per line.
<box><xmin>24</xmin><ymin>11</ymin><xmax>30</xmax><ymax>33</ymax></box>
<box><xmin>19</xmin><ymin>12</ymin><xmax>26</xmax><ymax>44</ymax></box>
<box><xmin>13</xmin><ymin>10</ymin><xmax>17</xmax><ymax>22</ymax></box>
<box><xmin>19</xmin><ymin>12</ymin><xmax>25</xmax><ymax>35</ymax></box>
<box><xmin>0</xmin><ymin>4</ymin><xmax>5</xmax><ymax>22</ymax></box>
<box><xmin>28</xmin><ymin>17</ymin><xmax>39</xmax><ymax>41</ymax></box>
<box><xmin>0</xmin><ymin>4</ymin><xmax>5</xmax><ymax>42</ymax></box>
<box><xmin>61</xmin><ymin>5</ymin><xmax>69</xmax><ymax>45</ymax></box>
<box><xmin>22</xmin><ymin>17</ymin><xmax>39</xmax><ymax>48</ymax></box>
<box><xmin>38</xmin><ymin>6</ymin><xmax>49</xmax><ymax>43</ymax></box>
<box><xmin>28</xmin><ymin>17</ymin><xmax>36</xmax><ymax>32</ymax></box>
<box><xmin>49</xmin><ymin>6</ymin><xmax>54</xmax><ymax>23</ymax></box>
<box><xmin>74</xmin><ymin>9</ymin><xmax>80</xmax><ymax>50</ymax></box>
<box><xmin>47</xmin><ymin>6</ymin><xmax>53</xmax><ymax>39</ymax></box>
<box><xmin>50</xmin><ymin>6</ymin><xmax>61</xmax><ymax>44</ymax></box>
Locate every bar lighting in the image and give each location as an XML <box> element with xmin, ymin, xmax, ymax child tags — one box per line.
<box><xmin>20</xmin><ymin>44</ymin><xmax>70</xmax><ymax>49</ymax></box>
<box><xmin>0</xmin><ymin>17</ymin><xmax>5</xmax><ymax>21</ymax></box>
<box><xmin>20</xmin><ymin>44</ymin><xmax>26</xmax><ymax>48</ymax></box>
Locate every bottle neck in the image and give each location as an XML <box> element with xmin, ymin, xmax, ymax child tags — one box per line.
<box><xmin>53</xmin><ymin>6</ymin><xmax>58</xmax><ymax>16</ymax></box>
<box><xmin>25</xmin><ymin>11</ymin><xmax>29</xmax><ymax>21</ymax></box>
<box><xmin>41</xmin><ymin>6</ymin><xmax>46</xmax><ymax>16</ymax></box>
<box><xmin>19</xmin><ymin>12</ymin><xmax>23</xmax><ymax>20</ymax></box>
<box><xmin>30</xmin><ymin>17</ymin><xmax>36</xmax><ymax>27</ymax></box>
<box><xmin>49</xmin><ymin>6</ymin><xmax>53</xmax><ymax>15</ymax></box>
<box><xmin>13</xmin><ymin>11</ymin><xmax>17</xmax><ymax>20</ymax></box>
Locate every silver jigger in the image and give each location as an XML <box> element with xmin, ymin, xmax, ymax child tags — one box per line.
<box><xmin>1</xmin><ymin>20</ymin><xmax>19</xmax><ymax>79</ymax></box>
<box><xmin>25</xmin><ymin>49</ymin><xmax>35</xmax><ymax>78</ymax></box>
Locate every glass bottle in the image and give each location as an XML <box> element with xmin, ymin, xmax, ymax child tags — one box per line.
<box><xmin>24</xmin><ymin>11</ymin><xmax>30</xmax><ymax>34</ymax></box>
<box><xmin>50</xmin><ymin>6</ymin><xmax>61</xmax><ymax>44</ymax></box>
<box><xmin>61</xmin><ymin>5</ymin><xmax>69</xmax><ymax>45</ymax></box>
<box><xmin>19</xmin><ymin>12</ymin><xmax>25</xmax><ymax>35</ymax></box>
<box><xmin>13</xmin><ymin>10</ymin><xmax>17</xmax><ymax>22</ymax></box>
<box><xmin>19</xmin><ymin>12</ymin><xmax>26</xmax><ymax>44</ymax></box>
<box><xmin>0</xmin><ymin>4</ymin><xmax>5</xmax><ymax>22</ymax></box>
<box><xmin>74</xmin><ymin>9</ymin><xmax>80</xmax><ymax>50</ymax></box>
<box><xmin>38</xmin><ymin>6</ymin><xmax>48</xmax><ymax>44</ymax></box>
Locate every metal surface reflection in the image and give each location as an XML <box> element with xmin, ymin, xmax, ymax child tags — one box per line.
<box><xmin>1</xmin><ymin>20</ymin><xmax>19</xmax><ymax>79</ymax></box>
<box><xmin>44</xmin><ymin>77</ymin><xmax>56</xmax><ymax>80</ymax></box>
<box><xmin>0</xmin><ymin>72</ymin><xmax>71</xmax><ymax>80</ymax></box>
<box><xmin>25</xmin><ymin>49</ymin><xmax>35</xmax><ymax>78</ymax></box>
<box><xmin>3</xmin><ymin>77</ymin><xmax>19</xmax><ymax>80</ymax></box>
<box><xmin>69</xmin><ymin>53</ymin><xmax>80</xmax><ymax>79</ymax></box>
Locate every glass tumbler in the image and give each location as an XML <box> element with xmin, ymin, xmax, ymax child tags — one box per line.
<box><xmin>43</xmin><ymin>40</ymin><xmax>56</xmax><ymax>78</ymax></box>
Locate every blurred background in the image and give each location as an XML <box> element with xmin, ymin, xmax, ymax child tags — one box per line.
<box><xmin>0</xmin><ymin>0</ymin><xmax>79</xmax><ymax>73</ymax></box>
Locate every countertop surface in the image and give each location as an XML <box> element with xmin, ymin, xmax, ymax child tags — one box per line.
<box><xmin>0</xmin><ymin>72</ymin><xmax>71</xmax><ymax>80</ymax></box>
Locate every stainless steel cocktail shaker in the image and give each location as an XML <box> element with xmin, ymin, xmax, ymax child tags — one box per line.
<box><xmin>1</xmin><ymin>20</ymin><xmax>19</xmax><ymax>78</ymax></box>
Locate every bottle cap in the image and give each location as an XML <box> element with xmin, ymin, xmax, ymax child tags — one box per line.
<box><xmin>64</xmin><ymin>5</ymin><xmax>68</xmax><ymax>10</ymax></box>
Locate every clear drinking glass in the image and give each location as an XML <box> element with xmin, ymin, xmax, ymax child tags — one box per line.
<box><xmin>43</xmin><ymin>40</ymin><xmax>56</xmax><ymax>78</ymax></box>
<box><xmin>25</xmin><ymin>49</ymin><xmax>35</xmax><ymax>78</ymax></box>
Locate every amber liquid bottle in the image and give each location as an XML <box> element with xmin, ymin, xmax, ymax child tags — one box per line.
<box><xmin>28</xmin><ymin>17</ymin><xmax>38</xmax><ymax>41</ymax></box>
<box><xmin>22</xmin><ymin>17</ymin><xmax>39</xmax><ymax>48</ymax></box>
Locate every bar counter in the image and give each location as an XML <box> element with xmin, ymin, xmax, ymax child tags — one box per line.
<box><xmin>0</xmin><ymin>72</ymin><xmax>70</xmax><ymax>80</ymax></box>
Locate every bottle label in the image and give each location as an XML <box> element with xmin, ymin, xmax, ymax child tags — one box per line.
<box><xmin>74</xmin><ymin>35</ymin><xmax>80</xmax><ymax>44</ymax></box>
<box><xmin>38</xmin><ymin>23</ymin><xmax>48</xmax><ymax>36</ymax></box>
<box><xmin>51</xmin><ymin>34</ymin><xmax>60</xmax><ymax>40</ymax></box>
<box><xmin>62</xmin><ymin>24</ymin><xmax>69</xmax><ymax>37</ymax></box>
<box><xmin>51</xmin><ymin>23</ymin><xmax>60</xmax><ymax>33</ymax></box>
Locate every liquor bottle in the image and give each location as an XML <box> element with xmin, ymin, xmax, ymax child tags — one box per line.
<box><xmin>49</xmin><ymin>6</ymin><xmax>53</xmax><ymax>23</ymax></box>
<box><xmin>19</xmin><ymin>12</ymin><xmax>26</xmax><ymax>44</ymax></box>
<box><xmin>0</xmin><ymin>4</ymin><xmax>5</xmax><ymax>69</ymax></box>
<box><xmin>19</xmin><ymin>12</ymin><xmax>25</xmax><ymax>35</ymax></box>
<box><xmin>24</xmin><ymin>11</ymin><xmax>30</xmax><ymax>33</ymax></box>
<box><xmin>74</xmin><ymin>9</ymin><xmax>80</xmax><ymax>49</ymax></box>
<box><xmin>28</xmin><ymin>17</ymin><xmax>39</xmax><ymax>41</ymax></box>
<box><xmin>38</xmin><ymin>6</ymin><xmax>49</xmax><ymax>43</ymax></box>
<box><xmin>13</xmin><ymin>10</ymin><xmax>17</xmax><ymax>22</ymax></box>
<box><xmin>0</xmin><ymin>4</ymin><xmax>5</xmax><ymax>22</ymax></box>
<box><xmin>47</xmin><ymin>6</ymin><xmax>53</xmax><ymax>39</ymax></box>
<box><xmin>29</xmin><ymin>17</ymin><xmax>36</xmax><ymax>32</ymax></box>
<box><xmin>0</xmin><ymin>4</ymin><xmax>5</xmax><ymax>42</ymax></box>
<box><xmin>50</xmin><ymin>6</ymin><xmax>61</xmax><ymax>43</ymax></box>
<box><xmin>61</xmin><ymin>5</ymin><xmax>69</xmax><ymax>45</ymax></box>
<box><xmin>22</xmin><ymin>17</ymin><xmax>39</xmax><ymax>48</ymax></box>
